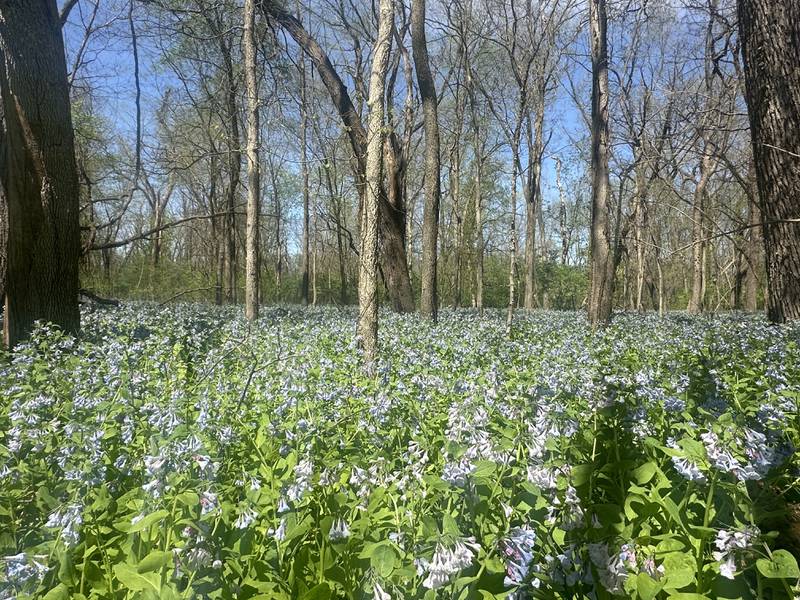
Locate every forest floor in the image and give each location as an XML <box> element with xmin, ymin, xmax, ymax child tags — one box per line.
<box><xmin>1</xmin><ymin>305</ymin><xmax>799</xmax><ymax>599</ymax></box>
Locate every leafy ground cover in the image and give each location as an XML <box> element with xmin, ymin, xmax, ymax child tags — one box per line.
<box><xmin>1</xmin><ymin>305</ymin><xmax>799</xmax><ymax>599</ymax></box>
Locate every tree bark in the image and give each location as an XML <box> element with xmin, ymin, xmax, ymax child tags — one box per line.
<box><xmin>211</xmin><ymin>17</ymin><xmax>241</xmax><ymax>304</ymax></box>
<box><xmin>524</xmin><ymin>102</ymin><xmax>544</xmax><ymax>310</ymax></box>
<box><xmin>243</xmin><ymin>0</ymin><xmax>260</xmax><ymax>321</ymax></box>
<box><xmin>411</xmin><ymin>0</ymin><xmax>440</xmax><ymax>322</ymax></box>
<box><xmin>744</xmin><ymin>171</ymin><xmax>762</xmax><ymax>311</ymax></box>
<box><xmin>506</xmin><ymin>145</ymin><xmax>519</xmax><ymax>332</ymax></box>
<box><xmin>0</xmin><ymin>94</ymin><xmax>6</xmax><ymax>309</ymax></box>
<box><xmin>470</xmin><ymin>87</ymin><xmax>484</xmax><ymax>312</ymax></box>
<box><xmin>738</xmin><ymin>0</ymin><xmax>800</xmax><ymax>322</ymax></box>
<box><xmin>0</xmin><ymin>0</ymin><xmax>81</xmax><ymax>347</ymax></box>
<box><xmin>358</xmin><ymin>0</ymin><xmax>393</xmax><ymax>364</ymax></box>
<box><xmin>299</xmin><ymin>33</ymin><xmax>310</xmax><ymax>307</ymax></box>
<box><xmin>688</xmin><ymin>151</ymin><xmax>713</xmax><ymax>313</ymax></box>
<box><xmin>556</xmin><ymin>157</ymin><xmax>568</xmax><ymax>265</ymax></box>
<box><xmin>587</xmin><ymin>0</ymin><xmax>614</xmax><ymax>326</ymax></box>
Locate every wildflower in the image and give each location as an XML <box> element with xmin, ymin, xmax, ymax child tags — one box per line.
<box><xmin>420</xmin><ymin>538</ymin><xmax>481</xmax><ymax>589</ymax></box>
<box><xmin>200</xmin><ymin>491</ymin><xmax>219</xmax><ymax>516</ymax></box>
<box><xmin>373</xmin><ymin>581</ymin><xmax>391</xmax><ymax>600</ymax></box>
<box><xmin>588</xmin><ymin>542</ymin><xmax>628</xmax><ymax>594</ymax></box>
<box><xmin>441</xmin><ymin>458</ymin><xmax>474</xmax><ymax>488</ymax></box>
<box><xmin>329</xmin><ymin>518</ymin><xmax>350</xmax><ymax>541</ymax></box>
<box><xmin>184</xmin><ymin>547</ymin><xmax>212</xmax><ymax>570</ymax></box>
<box><xmin>268</xmin><ymin>518</ymin><xmax>287</xmax><ymax>542</ymax></box>
<box><xmin>234</xmin><ymin>506</ymin><xmax>258</xmax><ymax>529</ymax></box>
<box><xmin>712</xmin><ymin>526</ymin><xmax>759</xmax><ymax>579</ymax></box>
<box><xmin>45</xmin><ymin>503</ymin><xmax>83</xmax><ymax>547</ymax></box>
<box><xmin>672</xmin><ymin>457</ymin><xmax>707</xmax><ymax>483</ymax></box>
<box><xmin>501</xmin><ymin>526</ymin><xmax>537</xmax><ymax>588</ymax></box>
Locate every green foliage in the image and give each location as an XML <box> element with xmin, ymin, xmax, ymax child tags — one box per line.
<box><xmin>1</xmin><ymin>307</ymin><xmax>799</xmax><ymax>599</ymax></box>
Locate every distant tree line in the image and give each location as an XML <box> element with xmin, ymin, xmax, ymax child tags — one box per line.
<box><xmin>0</xmin><ymin>0</ymin><xmax>798</xmax><ymax>354</ymax></box>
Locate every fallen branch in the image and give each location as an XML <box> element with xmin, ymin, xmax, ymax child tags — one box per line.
<box><xmin>158</xmin><ymin>286</ymin><xmax>218</xmax><ymax>307</ymax></box>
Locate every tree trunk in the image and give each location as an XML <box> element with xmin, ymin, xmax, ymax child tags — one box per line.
<box><xmin>506</xmin><ymin>147</ymin><xmax>519</xmax><ymax>332</ymax></box>
<box><xmin>556</xmin><ymin>157</ymin><xmax>569</xmax><ymax>265</ymax></box>
<box><xmin>524</xmin><ymin>103</ymin><xmax>544</xmax><ymax>310</ymax></box>
<box><xmin>412</xmin><ymin>0</ymin><xmax>440</xmax><ymax>321</ymax></box>
<box><xmin>687</xmin><ymin>152</ymin><xmax>713</xmax><ymax>313</ymax></box>
<box><xmin>0</xmin><ymin>98</ymin><xmax>6</xmax><ymax>309</ymax></box>
<box><xmin>745</xmin><ymin>176</ymin><xmax>762</xmax><ymax>311</ymax></box>
<box><xmin>216</xmin><ymin>27</ymin><xmax>240</xmax><ymax>304</ymax></box>
<box><xmin>299</xmin><ymin>41</ymin><xmax>310</xmax><ymax>306</ymax></box>
<box><xmin>587</xmin><ymin>0</ymin><xmax>614</xmax><ymax>326</ymax></box>
<box><xmin>243</xmin><ymin>0</ymin><xmax>260</xmax><ymax>321</ymax></box>
<box><xmin>357</xmin><ymin>0</ymin><xmax>393</xmax><ymax>364</ymax></box>
<box><xmin>738</xmin><ymin>0</ymin><xmax>800</xmax><ymax>322</ymax></box>
<box><xmin>0</xmin><ymin>0</ymin><xmax>81</xmax><ymax>347</ymax></box>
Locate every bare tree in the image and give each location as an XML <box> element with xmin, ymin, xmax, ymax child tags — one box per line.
<box><xmin>244</xmin><ymin>0</ymin><xmax>260</xmax><ymax>321</ymax></box>
<box><xmin>358</xmin><ymin>0</ymin><xmax>394</xmax><ymax>363</ymax></box>
<box><xmin>412</xmin><ymin>0</ymin><xmax>441</xmax><ymax>321</ymax></box>
<box><xmin>587</xmin><ymin>0</ymin><xmax>614</xmax><ymax>326</ymax></box>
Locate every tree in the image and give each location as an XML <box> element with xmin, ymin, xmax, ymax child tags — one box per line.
<box><xmin>261</xmin><ymin>2</ymin><xmax>415</xmax><ymax>314</ymax></box>
<box><xmin>244</xmin><ymin>0</ymin><xmax>261</xmax><ymax>321</ymax></box>
<box><xmin>298</xmin><ymin>13</ymin><xmax>311</xmax><ymax>307</ymax></box>
<box><xmin>587</xmin><ymin>0</ymin><xmax>614</xmax><ymax>326</ymax></box>
<box><xmin>358</xmin><ymin>0</ymin><xmax>394</xmax><ymax>363</ymax></box>
<box><xmin>738</xmin><ymin>0</ymin><xmax>800</xmax><ymax>322</ymax></box>
<box><xmin>0</xmin><ymin>0</ymin><xmax>81</xmax><ymax>347</ymax></box>
<box><xmin>412</xmin><ymin>0</ymin><xmax>441</xmax><ymax>321</ymax></box>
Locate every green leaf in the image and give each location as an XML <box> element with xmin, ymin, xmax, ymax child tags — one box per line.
<box><xmin>118</xmin><ymin>509</ymin><xmax>170</xmax><ymax>533</ymax></box>
<box><xmin>137</xmin><ymin>550</ymin><xmax>171</xmax><ymax>573</ymax></box>
<box><xmin>571</xmin><ymin>464</ymin><xmax>593</xmax><ymax>487</ymax></box>
<box><xmin>370</xmin><ymin>544</ymin><xmax>397</xmax><ymax>578</ymax></box>
<box><xmin>114</xmin><ymin>563</ymin><xmax>161</xmax><ymax>593</ymax></box>
<box><xmin>756</xmin><ymin>549</ymin><xmax>800</xmax><ymax>579</ymax></box>
<box><xmin>657</xmin><ymin>495</ymin><xmax>686</xmax><ymax>533</ymax></box>
<box><xmin>666</xmin><ymin>593</ymin><xmax>711</xmax><ymax>599</ymax></box>
<box><xmin>358</xmin><ymin>541</ymin><xmax>386</xmax><ymax>559</ymax></box>
<box><xmin>632</xmin><ymin>461</ymin><xmax>657</xmax><ymax>484</ymax></box>
<box><xmin>300</xmin><ymin>583</ymin><xmax>331</xmax><ymax>600</ymax></box>
<box><xmin>443</xmin><ymin>513</ymin><xmax>461</xmax><ymax>537</ymax></box>
<box><xmin>636</xmin><ymin>572</ymin><xmax>664</xmax><ymax>600</ymax></box>
<box><xmin>662</xmin><ymin>552</ymin><xmax>695</xmax><ymax>589</ymax></box>
<box><xmin>42</xmin><ymin>584</ymin><xmax>70</xmax><ymax>600</ymax></box>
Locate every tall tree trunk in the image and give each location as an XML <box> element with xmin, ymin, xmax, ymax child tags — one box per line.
<box><xmin>633</xmin><ymin>180</ymin><xmax>646</xmax><ymax>312</ymax></box>
<box><xmin>448</xmin><ymin>79</ymin><xmax>465</xmax><ymax>309</ymax></box>
<box><xmin>299</xmin><ymin>41</ymin><xmax>310</xmax><ymax>306</ymax></box>
<box><xmin>738</xmin><ymin>0</ymin><xmax>800</xmax><ymax>322</ymax></box>
<box><xmin>152</xmin><ymin>201</ymin><xmax>165</xmax><ymax>267</ymax></box>
<box><xmin>244</xmin><ymin>0</ymin><xmax>260</xmax><ymax>321</ymax></box>
<box><xmin>524</xmin><ymin>103</ymin><xmax>544</xmax><ymax>310</ymax></box>
<box><xmin>217</xmin><ymin>29</ymin><xmax>240</xmax><ymax>304</ymax></box>
<box><xmin>687</xmin><ymin>152</ymin><xmax>713</xmax><ymax>313</ymax></box>
<box><xmin>556</xmin><ymin>157</ymin><xmax>569</xmax><ymax>265</ymax></box>
<box><xmin>473</xmin><ymin>119</ymin><xmax>484</xmax><ymax>313</ymax></box>
<box><xmin>0</xmin><ymin>0</ymin><xmax>80</xmax><ymax>347</ymax></box>
<box><xmin>0</xmin><ymin>98</ymin><xmax>6</xmax><ymax>309</ymax></box>
<box><xmin>588</xmin><ymin>0</ymin><xmax>614</xmax><ymax>326</ymax></box>
<box><xmin>357</xmin><ymin>0</ymin><xmax>393</xmax><ymax>363</ymax></box>
<box><xmin>412</xmin><ymin>0</ymin><xmax>440</xmax><ymax>322</ymax></box>
<box><xmin>506</xmin><ymin>147</ymin><xmax>519</xmax><ymax>332</ymax></box>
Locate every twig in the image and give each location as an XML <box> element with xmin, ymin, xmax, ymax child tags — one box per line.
<box><xmin>158</xmin><ymin>286</ymin><xmax>218</xmax><ymax>306</ymax></box>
